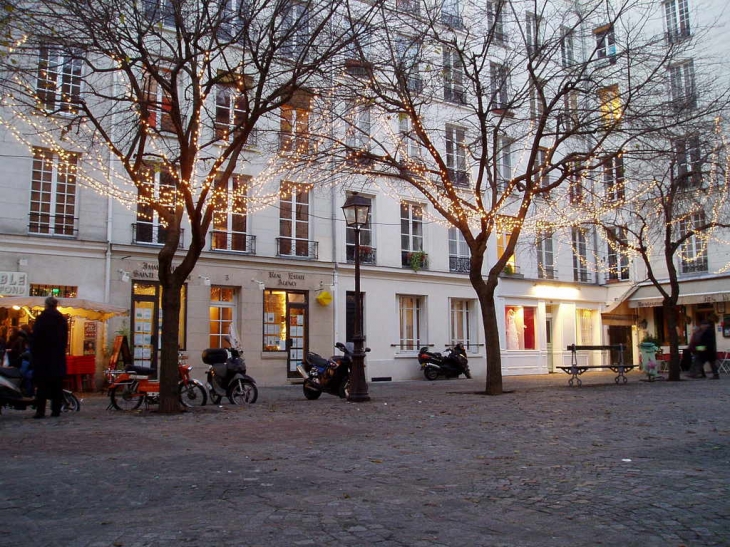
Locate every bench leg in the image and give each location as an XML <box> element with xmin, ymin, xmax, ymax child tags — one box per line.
<box><xmin>568</xmin><ymin>370</ymin><xmax>582</xmax><ymax>387</ymax></box>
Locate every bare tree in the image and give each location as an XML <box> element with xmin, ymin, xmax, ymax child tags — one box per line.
<box><xmin>278</xmin><ymin>0</ymin><xmax>727</xmax><ymax>394</ymax></box>
<box><xmin>0</xmin><ymin>0</ymin><xmax>374</xmax><ymax>412</ymax></box>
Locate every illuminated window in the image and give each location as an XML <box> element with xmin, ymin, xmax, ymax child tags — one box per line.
<box><xmin>598</xmin><ymin>84</ymin><xmax>622</xmax><ymax>128</ymax></box>
<box><xmin>398</xmin><ymin>295</ymin><xmax>425</xmax><ymax>350</ymax></box>
<box><xmin>497</xmin><ymin>216</ymin><xmax>517</xmax><ymax>273</ymax></box>
<box><xmin>209</xmin><ymin>287</ymin><xmax>236</xmax><ymax>348</ymax></box>
<box><xmin>135</xmin><ymin>166</ymin><xmax>177</xmax><ymax>245</ymax></box>
<box><xmin>143</xmin><ymin>69</ymin><xmax>174</xmax><ymax>133</ymax></box>
<box><xmin>279</xmin><ymin>182</ymin><xmax>311</xmax><ymax>257</ymax></box>
<box><xmin>450</xmin><ymin>299</ymin><xmax>476</xmax><ymax>350</ymax></box>
<box><xmin>679</xmin><ymin>211</ymin><xmax>708</xmax><ymax>274</ymax></box>
<box><xmin>212</xmin><ymin>175</ymin><xmax>250</xmax><ymax>252</ymax></box>
<box><xmin>505</xmin><ymin>306</ymin><xmax>536</xmax><ymax>350</ymax></box>
<box><xmin>576</xmin><ymin>308</ymin><xmax>594</xmax><ymax>345</ymax></box>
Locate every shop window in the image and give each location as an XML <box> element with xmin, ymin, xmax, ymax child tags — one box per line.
<box><xmin>29</xmin><ymin>284</ymin><xmax>77</xmax><ymax>298</ymax></box>
<box><xmin>209</xmin><ymin>286</ymin><xmax>236</xmax><ymax>348</ymax></box>
<box><xmin>505</xmin><ymin>306</ymin><xmax>536</xmax><ymax>350</ymax></box>
<box><xmin>398</xmin><ymin>295</ymin><xmax>425</xmax><ymax>350</ymax></box>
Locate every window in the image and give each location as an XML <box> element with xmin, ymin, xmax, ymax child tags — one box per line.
<box><xmin>345</xmin><ymin>101</ymin><xmax>371</xmax><ymax>157</ymax></box>
<box><xmin>279</xmin><ymin>90</ymin><xmax>311</xmax><ymax>153</ymax></box>
<box><xmin>526</xmin><ymin>12</ymin><xmax>541</xmax><ymax>56</ymax></box>
<box><xmin>215</xmin><ymin>81</ymin><xmax>248</xmax><ymax>141</ymax></box>
<box><xmin>664</xmin><ymin>0</ymin><xmax>690</xmax><ymax>43</ymax></box>
<box><xmin>572</xmin><ymin>227</ymin><xmax>591</xmax><ymax>282</ymax></box>
<box><xmin>560</xmin><ymin>27</ymin><xmax>575</xmax><ymax>67</ymax></box>
<box><xmin>211</xmin><ymin>174</ymin><xmax>250</xmax><ymax>252</ymax></box>
<box><xmin>29</xmin><ymin>148</ymin><xmax>78</xmax><ymax>236</ymax></box>
<box><xmin>346</xmin><ymin>194</ymin><xmax>375</xmax><ymax>264</ymax></box>
<box><xmin>143</xmin><ymin>70</ymin><xmax>174</xmax><ymax>133</ymax></box>
<box><xmin>398</xmin><ymin>295</ymin><xmax>425</xmax><ymax>350</ymax></box>
<box><xmin>487</xmin><ymin>1</ymin><xmax>506</xmax><ymax>44</ymax></box>
<box><xmin>396</xmin><ymin>35</ymin><xmax>422</xmax><ymax>93</ymax></box>
<box><xmin>281</xmin><ymin>1</ymin><xmax>309</xmax><ymax>59</ymax></box>
<box><xmin>497</xmin><ymin>231</ymin><xmax>516</xmax><ymax>273</ymax></box>
<box><xmin>441</xmin><ymin>0</ymin><xmax>463</xmax><ymax>29</ymax></box>
<box><xmin>496</xmin><ymin>136</ymin><xmax>513</xmax><ymax>190</ymax></box>
<box><xmin>505</xmin><ymin>306</ymin><xmax>536</xmax><ymax>350</ymax></box>
<box><xmin>398</xmin><ymin>113</ymin><xmax>424</xmax><ymax>161</ymax></box>
<box><xmin>568</xmin><ymin>161</ymin><xmax>584</xmax><ymax>204</ymax></box>
<box><xmin>669</xmin><ymin>61</ymin><xmax>696</xmax><ymax>109</ymax></box>
<box><xmin>449</xmin><ymin>227</ymin><xmax>470</xmax><ymax>273</ymax></box>
<box><xmin>143</xmin><ymin>0</ymin><xmax>175</xmax><ymax>27</ymax></box>
<box><xmin>396</xmin><ymin>0</ymin><xmax>420</xmax><ymax>15</ymax></box>
<box><xmin>594</xmin><ymin>25</ymin><xmax>616</xmax><ymax>64</ymax></box>
<box><xmin>400</xmin><ymin>202</ymin><xmax>424</xmax><ymax>267</ymax></box>
<box><xmin>344</xmin><ymin>23</ymin><xmax>372</xmax><ymax>70</ymax></box>
<box><xmin>279</xmin><ymin>182</ymin><xmax>311</xmax><ymax>257</ymax></box>
<box><xmin>534</xmin><ymin>147</ymin><xmax>549</xmax><ymax>187</ymax></box>
<box><xmin>529</xmin><ymin>80</ymin><xmax>545</xmax><ymax>122</ymax></box>
<box><xmin>490</xmin><ymin>62</ymin><xmax>510</xmax><ymax>110</ymax></box>
<box><xmin>443</xmin><ymin>46</ymin><xmax>465</xmax><ymax>104</ymax></box>
<box><xmin>451</xmin><ymin>299</ymin><xmax>476</xmax><ymax>350</ymax></box>
<box><xmin>562</xmin><ymin>90</ymin><xmax>579</xmax><ymax>132</ymax></box>
<box><xmin>536</xmin><ymin>229</ymin><xmax>555</xmax><ymax>279</ymax></box>
<box><xmin>598</xmin><ymin>84</ymin><xmax>622</xmax><ymax>128</ymax></box>
<box><xmin>445</xmin><ymin>124</ymin><xmax>468</xmax><ymax>187</ymax></box>
<box><xmin>674</xmin><ymin>135</ymin><xmax>702</xmax><ymax>186</ymax></box>
<box><xmin>135</xmin><ymin>166</ymin><xmax>177</xmax><ymax>245</ymax></box>
<box><xmin>576</xmin><ymin>308</ymin><xmax>594</xmax><ymax>345</ymax></box>
<box><xmin>606</xmin><ymin>228</ymin><xmax>630</xmax><ymax>281</ymax></box>
<box><xmin>209</xmin><ymin>287</ymin><xmax>236</xmax><ymax>348</ymax></box>
<box><xmin>36</xmin><ymin>46</ymin><xmax>82</xmax><ymax>113</ymax></box>
<box><xmin>679</xmin><ymin>211</ymin><xmax>708</xmax><ymax>274</ymax></box>
<box><xmin>602</xmin><ymin>153</ymin><xmax>625</xmax><ymax>201</ymax></box>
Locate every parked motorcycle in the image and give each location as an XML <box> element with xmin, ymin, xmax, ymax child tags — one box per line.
<box><xmin>0</xmin><ymin>365</ymin><xmax>80</xmax><ymax>414</ymax></box>
<box><xmin>297</xmin><ymin>342</ymin><xmax>367</xmax><ymax>400</ymax></box>
<box><xmin>418</xmin><ymin>343</ymin><xmax>471</xmax><ymax>380</ymax></box>
<box><xmin>202</xmin><ymin>332</ymin><xmax>258</xmax><ymax>405</ymax></box>
<box><xmin>106</xmin><ymin>361</ymin><xmax>207</xmax><ymax>411</ymax></box>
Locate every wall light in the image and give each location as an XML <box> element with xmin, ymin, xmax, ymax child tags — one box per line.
<box><xmin>198</xmin><ymin>275</ymin><xmax>211</xmax><ymax>286</ymax></box>
<box><xmin>117</xmin><ymin>269</ymin><xmax>131</xmax><ymax>283</ymax></box>
<box><xmin>251</xmin><ymin>279</ymin><xmax>266</xmax><ymax>291</ymax></box>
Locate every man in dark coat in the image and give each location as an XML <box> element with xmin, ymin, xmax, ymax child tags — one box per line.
<box><xmin>31</xmin><ymin>296</ymin><xmax>68</xmax><ymax>418</ymax></box>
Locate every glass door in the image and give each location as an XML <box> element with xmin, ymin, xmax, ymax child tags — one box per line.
<box><xmin>287</xmin><ymin>298</ymin><xmax>307</xmax><ymax>378</ymax></box>
<box><xmin>132</xmin><ymin>282</ymin><xmax>158</xmax><ymax>372</ymax></box>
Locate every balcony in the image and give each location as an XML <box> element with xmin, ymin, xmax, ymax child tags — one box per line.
<box><xmin>132</xmin><ymin>222</ymin><xmax>184</xmax><ymax>248</ymax></box>
<box><xmin>276</xmin><ymin>237</ymin><xmax>318</xmax><ymax>260</ymax></box>
<box><xmin>573</xmin><ymin>270</ymin><xmax>593</xmax><ymax>283</ymax></box>
<box><xmin>346</xmin><ymin>245</ymin><xmax>377</xmax><ymax>265</ymax></box>
<box><xmin>449</xmin><ymin>256</ymin><xmax>470</xmax><ymax>274</ymax></box>
<box><xmin>680</xmin><ymin>257</ymin><xmax>708</xmax><ymax>275</ymax></box>
<box><xmin>344</xmin><ymin>59</ymin><xmax>373</xmax><ymax>78</ymax></box>
<box><xmin>444</xmin><ymin>87</ymin><xmax>466</xmax><ymax>105</ymax></box>
<box><xmin>537</xmin><ymin>266</ymin><xmax>557</xmax><ymax>280</ymax></box>
<box><xmin>28</xmin><ymin>212</ymin><xmax>78</xmax><ymax>238</ymax></box>
<box><xmin>447</xmin><ymin>168</ymin><xmax>470</xmax><ymax>187</ymax></box>
<box><xmin>500</xmin><ymin>264</ymin><xmax>523</xmax><ymax>278</ymax></box>
<box><xmin>211</xmin><ymin>231</ymin><xmax>256</xmax><ymax>254</ymax></box>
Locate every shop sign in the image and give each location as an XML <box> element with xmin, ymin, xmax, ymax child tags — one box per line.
<box><xmin>268</xmin><ymin>271</ymin><xmax>305</xmax><ymax>288</ymax></box>
<box><xmin>0</xmin><ymin>271</ymin><xmax>29</xmax><ymax>296</ymax></box>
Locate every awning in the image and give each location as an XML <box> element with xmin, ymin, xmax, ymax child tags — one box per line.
<box><xmin>627</xmin><ymin>276</ymin><xmax>730</xmax><ymax>308</ymax></box>
<box><xmin>0</xmin><ymin>296</ymin><xmax>128</xmax><ymax>321</ymax></box>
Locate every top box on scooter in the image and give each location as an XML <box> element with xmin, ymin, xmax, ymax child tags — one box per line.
<box><xmin>202</xmin><ymin>348</ymin><xmax>228</xmax><ymax>365</ymax></box>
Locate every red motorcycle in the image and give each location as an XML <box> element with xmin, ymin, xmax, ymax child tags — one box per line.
<box><xmin>106</xmin><ymin>357</ymin><xmax>207</xmax><ymax>411</ymax></box>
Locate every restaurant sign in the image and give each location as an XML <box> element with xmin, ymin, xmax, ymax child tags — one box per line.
<box><xmin>0</xmin><ymin>271</ymin><xmax>29</xmax><ymax>296</ymax></box>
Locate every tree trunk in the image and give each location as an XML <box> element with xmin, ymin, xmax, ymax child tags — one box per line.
<box><xmin>664</xmin><ymin>299</ymin><xmax>683</xmax><ymax>381</ymax></box>
<box><xmin>471</xmin><ymin>259</ymin><xmax>503</xmax><ymax>395</ymax></box>
<box><xmin>158</xmin><ymin>279</ymin><xmax>184</xmax><ymax>413</ymax></box>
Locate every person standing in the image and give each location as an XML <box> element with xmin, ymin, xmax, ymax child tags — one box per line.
<box><xmin>31</xmin><ymin>296</ymin><xmax>68</xmax><ymax>418</ymax></box>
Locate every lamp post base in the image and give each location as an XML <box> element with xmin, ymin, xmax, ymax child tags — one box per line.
<box><xmin>347</xmin><ymin>335</ymin><xmax>370</xmax><ymax>402</ymax></box>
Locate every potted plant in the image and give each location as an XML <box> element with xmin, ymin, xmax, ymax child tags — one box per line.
<box><xmin>408</xmin><ymin>250</ymin><xmax>427</xmax><ymax>272</ymax></box>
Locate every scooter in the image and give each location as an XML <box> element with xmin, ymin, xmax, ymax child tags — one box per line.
<box><xmin>418</xmin><ymin>343</ymin><xmax>471</xmax><ymax>381</ymax></box>
<box><xmin>202</xmin><ymin>331</ymin><xmax>258</xmax><ymax>405</ymax></box>
<box><xmin>297</xmin><ymin>342</ymin><xmax>366</xmax><ymax>400</ymax></box>
<box><xmin>106</xmin><ymin>361</ymin><xmax>208</xmax><ymax>411</ymax></box>
<box><xmin>0</xmin><ymin>365</ymin><xmax>80</xmax><ymax>414</ymax></box>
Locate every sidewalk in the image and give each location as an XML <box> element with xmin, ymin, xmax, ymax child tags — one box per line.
<box><xmin>0</xmin><ymin>370</ymin><xmax>728</xmax><ymax>547</ymax></box>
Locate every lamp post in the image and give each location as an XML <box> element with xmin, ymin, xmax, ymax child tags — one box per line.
<box><xmin>341</xmin><ymin>192</ymin><xmax>371</xmax><ymax>402</ymax></box>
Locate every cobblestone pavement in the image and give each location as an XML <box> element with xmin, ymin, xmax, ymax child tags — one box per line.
<box><xmin>0</xmin><ymin>371</ymin><xmax>728</xmax><ymax>547</ymax></box>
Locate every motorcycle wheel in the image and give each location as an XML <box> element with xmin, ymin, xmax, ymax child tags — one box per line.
<box><xmin>109</xmin><ymin>386</ymin><xmax>144</xmax><ymax>411</ymax></box>
<box><xmin>338</xmin><ymin>375</ymin><xmax>350</xmax><ymax>398</ymax></box>
<box><xmin>210</xmin><ymin>393</ymin><xmax>222</xmax><ymax>405</ymax></box>
<box><xmin>179</xmin><ymin>381</ymin><xmax>207</xmax><ymax>408</ymax></box>
<box><xmin>303</xmin><ymin>381</ymin><xmax>322</xmax><ymax>400</ymax></box>
<box><xmin>61</xmin><ymin>391</ymin><xmax>81</xmax><ymax>412</ymax></box>
<box><xmin>227</xmin><ymin>379</ymin><xmax>258</xmax><ymax>405</ymax></box>
<box><xmin>424</xmin><ymin>367</ymin><xmax>439</xmax><ymax>381</ymax></box>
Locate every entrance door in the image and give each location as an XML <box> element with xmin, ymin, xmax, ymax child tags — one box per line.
<box><xmin>131</xmin><ymin>284</ymin><xmax>158</xmax><ymax>372</ymax></box>
<box><xmin>608</xmin><ymin>326</ymin><xmax>633</xmax><ymax>365</ymax></box>
<box><xmin>287</xmin><ymin>296</ymin><xmax>308</xmax><ymax>378</ymax></box>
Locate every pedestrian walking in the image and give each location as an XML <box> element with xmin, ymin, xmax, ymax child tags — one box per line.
<box><xmin>31</xmin><ymin>296</ymin><xmax>68</xmax><ymax>418</ymax></box>
<box><xmin>688</xmin><ymin>321</ymin><xmax>718</xmax><ymax>379</ymax></box>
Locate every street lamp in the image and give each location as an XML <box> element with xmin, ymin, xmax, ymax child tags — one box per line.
<box><xmin>341</xmin><ymin>192</ymin><xmax>371</xmax><ymax>402</ymax></box>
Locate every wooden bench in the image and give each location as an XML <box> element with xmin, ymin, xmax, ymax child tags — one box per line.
<box><xmin>558</xmin><ymin>344</ymin><xmax>635</xmax><ymax>387</ymax></box>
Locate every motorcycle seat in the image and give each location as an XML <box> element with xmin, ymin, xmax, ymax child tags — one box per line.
<box><xmin>202</xmin><ymin>348</ymin><xmax>229</xmax><ymax>365</ymax></box>
<box><xmin>306</xmin><ymin>352</ymin><xmax>330</xmax><ymax>369</ymax></box>
<box><xmin>0</xmin><ymin>366</ymin><xmax>23</xmax><ymax>379</ymax></box>
<box><xmin>125</xmin><ymin>365</ymin><xmax>155</xmax><ymax>376</ymax></box>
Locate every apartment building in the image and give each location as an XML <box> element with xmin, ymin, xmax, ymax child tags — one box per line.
<box><xmin>0</xmin><ymin>0</ymin><xmax>727</xmax><ymax>387</ymax></box>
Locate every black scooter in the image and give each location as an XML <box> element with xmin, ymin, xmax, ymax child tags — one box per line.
<box><xmin>202</xmin><ymin>334</ymin><xmax>258</xmax><ymax>405</ymax></box>
<box><xmin>418</xmin><ymin>343</ymin><xmax>471</xmax><ymax>380</ymax></box>
<box><xmin>297</xmin><ymin>342</ymin><xmax>365</xmax><ymax>400</ymax></box>
<box><xmin>0</xmin><ymin>366</ymin><xmax>80</xmax><ymax>414</ymax></box>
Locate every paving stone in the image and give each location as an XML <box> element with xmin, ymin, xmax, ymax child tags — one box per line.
<box><xmin>0</xmin><ymin>371</ymin><xmax>728</xmax><ymax>546</ymax></box>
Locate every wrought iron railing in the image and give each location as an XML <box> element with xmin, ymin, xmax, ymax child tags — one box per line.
<box><xmin>449</xmin><ymin>256</ymin><xmax>470</xmax><ymax>273</ymax></box>
<box><xmin>210</xmin><ymin>231</ymin><xmax>256</xmax><ymax>254</ymax></box>
<box><xmin>276</xmin><ymin>237</ymin><xmax>318</xmax><ymax>259</ymax></box>
<box><xmin>132</xmin><ymin>222</ymin><xmax>184</xmax><ymax>248</ymax></box>
<box><xmin>346</xmin><ymin>245</ymin><xmax>377</xmax><ymax>265</ymax></box>
<box><xmin>28</xmin><ymin>212</ymin><xmax>78</xmax><ymax>237</ymax></box>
